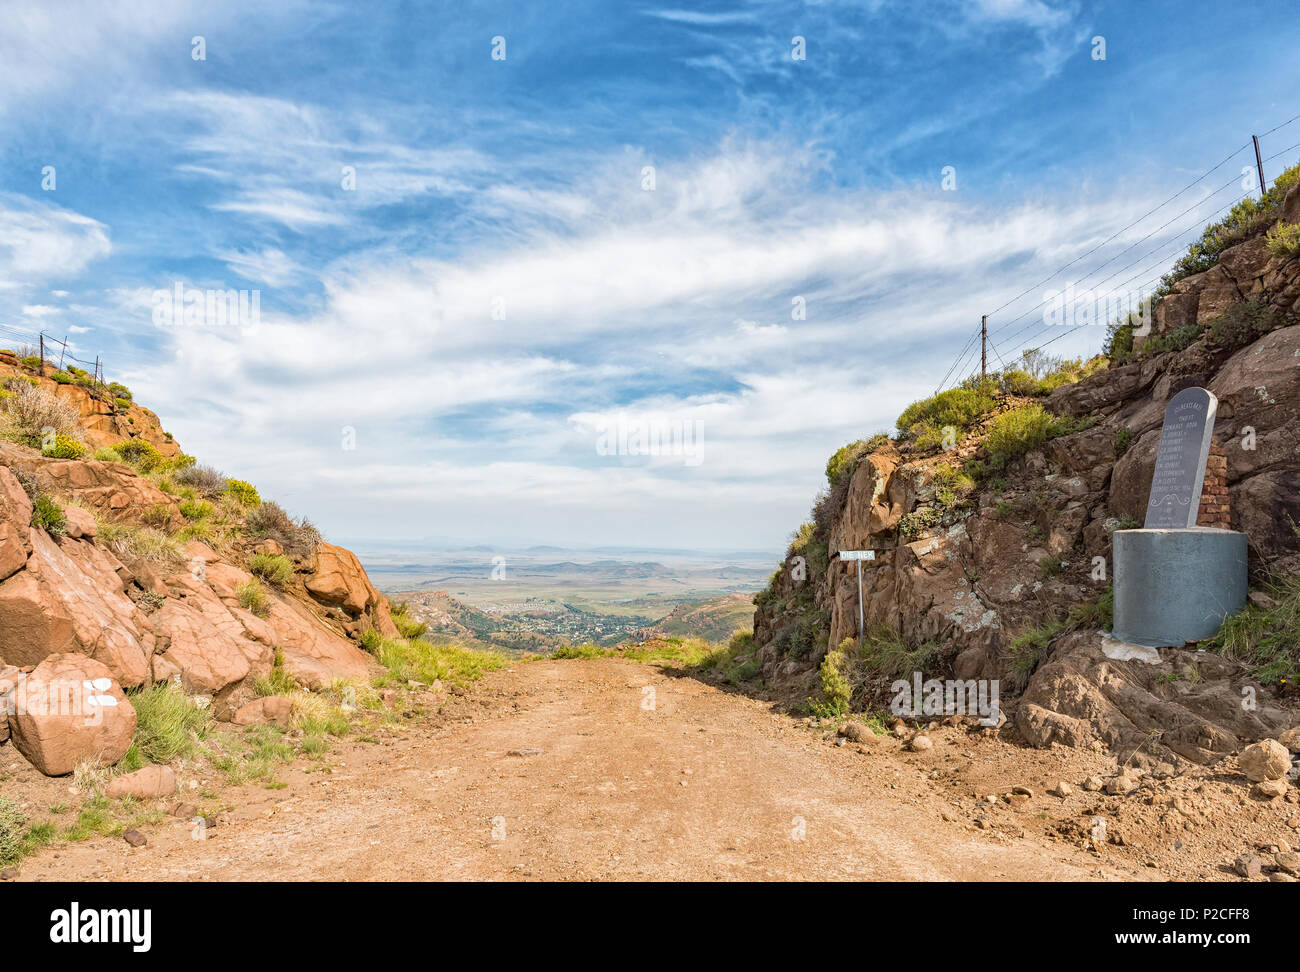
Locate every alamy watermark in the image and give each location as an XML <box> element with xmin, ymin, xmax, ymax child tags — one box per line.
<box><xmin>1042</xmin><ymin>283</ymin><xmax>1152</xmax><ymax>331</ymax></box>
<box><xmin>0</xmin><ymin>674</ymin><xmax>117</xmax><ymax>726</ymax></box>
<box><xmin>594</xmin><ymin>412</ymin><xmax>704</xmax><ymax>467</ymax></box>
<box><xmin>152</xmin><ymin>282</ymin><xmax>260</xmax><ymax>330</ymax></box>
<box><xmin>889</xmin><ymin>672</ymin><xmax>1001</xmax><ymax>727</ymax></box>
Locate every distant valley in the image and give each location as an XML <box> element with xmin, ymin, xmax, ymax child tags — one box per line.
<box><xmin>348</xmin><ymin>543</ymin><xmax>774</xmax><ymax>653</ymax></box>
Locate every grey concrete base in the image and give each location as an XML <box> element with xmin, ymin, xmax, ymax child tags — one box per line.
<box><xmin>1112</xmin><ymin>528</ymin><xmax>1248</xmax><ymax>648</ymax></box>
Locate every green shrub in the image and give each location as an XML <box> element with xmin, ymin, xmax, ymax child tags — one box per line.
<box><xmin>174</xmin><ymin>464</ymin><xmax>227</xmax><ymax>498</ymax></box>
<box><xmin>1000</xmin><ymin>369</ymin><xmax>1042</xmax><ymax>396</ymax></box>
<box><xmin>112</xmin><ymin>438</ymin><xmax>163</xmax><ymax>472</ymax></box>
<box><xmin>810</xmin><ymin>639</ymin><xmax>852</xmax><ymax>718</ymax></box>
<box><xmin>1115</xmin><ymin>427</ymin><xmax>1134</xmax><ymax>453</ymax></box>
<box><xmin>390</xmin><ymin>601</ymin><xmax>429</xmax><ymax>639</ymax></box>
<box><xmin>106</xmin><ymin>382</ymin><xmax>132</xmax><ymax>401</ymax></box>
<box><xmin>911</xmin><ymin>421</ymin><xmax>949</xmax><ymax>452</ymax></box>
<box><xmin>237</xmin><ymin>579</ymin><xmax>270</xmax><ymax>618</ymax></box>
<box><xmin>50</xmin><ymin>370</ymin><xmax>72</xmax><ymax>385</ymax></box>
<box><xmin>0</xmin><ymin>797</ymin><xmax>27</xmax><ymax>866</ymax></box>
<box><xmin>1212</xmin><ymin>575</ymin><xmax>1300</xmax><ymax>684</ymax></box>
<box><xmin>898</xmin><ymin>505</ymin><xmax>939</xmax><ymax>539</ymax></box>
<box><xmin>19</xmin><ymin>355</ymin><xmax>42</xmax><ymax>372</ymax></box>
<box><xmin>113</xmin><ymin>397</ymin><xmax>132</xmax><ymax>412</ymax></box>
<box><xmin>127</xmin><ymin>683</ymin><xmax>212</xmax><ymax>763</ymax></box>
<box><xmin>179</xmin><ymin>498</ymin><xmax>213</xmax><ymax>521</ymax></box>
<box><xmin>359</xmin><ymin>628</ymin><xmax>382</xmax><ymax>651</ymax></box>
<box><xmin>243</xmin><ymin>501</ymin><xmax>320</xmax><ymax>557</ymax></box>
<box><xmin>825</xmin><ymin>433</ymin><xmax>889</xmax><ymax>486</ymax></box>
<box><xmin>1207</xmin><ymin>300</ymin><xmax>1283</xmax><ymax>349</ymax></box>
<box><xmin>249</xmin><ymin>552</ymin><xmax>293</xmax><ymax>587</ymax></box>
<box><xmin>225</xmin><ymin>479</ymin><xmax>260</xmax><ymax>507</ymax></box>
<box><xmin>31</xmin><ymin>496</ymin><xmax>66</xmax><ymax>535</ymax></box>
<box><xmin>1138</xmin><ymin>320</ymin><xmax>1205</xmax><ymax>357</ymax></box>
<box><xmin>984</xmin><ymin>404</ymin><xmax>1056</xmax><ymax>461</ymax></box>
<box><xmin>1152</xmin><ymin>161</ymin><xmax>1300</xmax><ymax>297</ymax></box>
<box><xmin>896</xmin><ymin>387</ymin><xmax>996</xmax><ymax>436</ymax></box>
<box><xmin>1266</xmin><ymin>220</ymin><xmax>1300</xmax><ymax>258</ymax></box>
<box><xmin>41</xmin><ymin>434</ymin><xmax>86</xmax><ymax>459</ymax></box>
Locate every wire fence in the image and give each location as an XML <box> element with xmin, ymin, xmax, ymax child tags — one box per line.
<box><xmin>933</xmin><ymin>109</ymin><xmax>1300</xmax><ymax>393</ymax></box>
<box><xmin>0</xmin><ymin>321</ymin><xmax>113</xmax><ymax>392</ymax></box>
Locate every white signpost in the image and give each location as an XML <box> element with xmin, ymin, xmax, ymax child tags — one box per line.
<box><xmin>839</xmin><ymin>550</ymin><xmax>875</xmax><ymax>651</ymax></box>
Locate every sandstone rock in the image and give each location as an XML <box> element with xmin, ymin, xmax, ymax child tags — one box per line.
<box><xmin>1274</xmin><ymin>851</ymin><xmax>1300</xmax><ymax>876</ymax></box>
<box><xmin>0</xmin><ymin>530</ymin><xmax>151</xmax><ymax>687</ymax></box>
<box><xmin>1234</xmin><ymin>853</ymin><xmax>1263</xmax><ymax>879</ymax></box>
<box><xmin>1052</xmin><ymin>781</ymin><xmax>1073</xmax><ymax>798</ymax></box>
<box><xmin>1280</xmin><ymin>727</ymin><xmax>1300</xmax><ymax>754</ymax></box>
<box><xmin>1282</xmin><ymin>183</ymin><xmax>1300</xmax><ymax>226</ymax></box>
<box><xmin>1252</xmin><ymin>779</ymin><xmax>1289</xmax><ymax>800</ymax></box>
<box><xmin>0</xmin><ymin>466</ymin><xmax>33</xmax><ymax>583</ymax></box>
<box><xmin>1082</xmin><ymin>775</ymin><xmax>1103</xmax><ymax>791</ymax></box>
<box><xmin>1270</xmin><ymin>871</ymin><xmax>1297</xmax><ymax>882</ymax></box>
<box><xmin>1239</xmin><ymin>739</ymin><xmax>1292</xmax><ymax>782</ymax></box>
<box><xmin>840</xmin><ymin>721</ymin><xmax>875</xmax><ymax>743</ymax></box>
<box><xmin>122</xmin><ymin>829</ymin><xmax>147</xmax><ymax>848</ymax></box>
<box><xmin>1195</xmin><ymin>265</ymin><xmax>1243</xmax><ymax>323</ymax></box>
<box><xmin>305</xmin><ymin>542</ymin><xmax>376</xmax><ymax>615</ymax></box>
<box><xmin>908</xmin><ymin>734</ymin><xmax>932</xmax><ymax>752</ymax></box>
<box><xmin>153</xmin><ymin>597</ymin><xmax>254</xmax><ymax>694</ymax></box>
<box><xmin>266</xmin><ymin>596</ymin><xmax>374</xmax><ymax>689</ymax></box>
<box><xmin>8</xmin><ymin>654</ymin><xmax>136</xmax><ymax>776</ymax></box>
<box><xmin>231</xmin><ymin>695</ymin><xmax>292</xmax><ymax>729</ymax></box>
<box><xmin>1018</xmin><ymin>631</ymin><xmax>1291</xmax><ymax>767</ymax></box>
<box><xmin>171</xmin><ymin>802</ymin><xmax>198</xmax><ymax>819</ymax></box>
<box><xmin>0</xmin><ymin>444</ymin><xmax>183</xmax><ymax>530</ymax></box>
<box><xmin>1218</xmin><ymin>237</ymin><xmax>1272</xmax><ymax>293</ymax></box>
<box><xmin>61</xmin><ymin>505</ymin><xmax>97</xmax><ymax>540</ymax></box>
<box><xmin>106</xmin><ymin>765</ymin><xmax>176</xmax><ymax>799</ymax></box>
<box><xmin>1105</xmin><ymin>773</ymin><xmax>1139</xmax><ymax>795</ymax></box>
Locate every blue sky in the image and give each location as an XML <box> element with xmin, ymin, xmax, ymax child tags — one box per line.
<box><xmin>1</xmin><ymin>0</ymin><xmax>1298</xmax><ymax>553</ymax></box>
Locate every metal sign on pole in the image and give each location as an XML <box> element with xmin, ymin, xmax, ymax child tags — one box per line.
<box><xmin>839</xmin><ymin>550</ymin><xmax>875</xmax><ymax>651</ymax></box>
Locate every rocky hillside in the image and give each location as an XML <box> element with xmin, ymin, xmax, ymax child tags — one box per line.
<box><xmin>0</xmin><ymin>354</ymin><xmax>408</xmax><ymax>777</ymax></box>
<box><xmin>754</xmin><ymin>165</ymin><xmax>1300</xmax><ymax>773</ymax></box>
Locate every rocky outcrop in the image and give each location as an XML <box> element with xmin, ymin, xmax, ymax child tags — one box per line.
<box><xmin>1017</xmin><ymin>632</ymin><xmax>1293</xmax><ymax>768</ymax></box>
<box><xmin>305</xmin><ymin>541</ymin><xmax>401</xmax><ymax>638</ymax></box>
<box><xmin>0</xmin><ymin>406</ymin><xmax>393</xmax><ymax>775</ymax></box>
<box><xmin>0</xmin><ymin>358</ymin><xmax>181</xmax><ymax>458</ymax></box>
<box><xmin>0</xmin><ymin>528</ymin><xmax>153</xmax><ymax>687</ymax></box>
<box><xmin>267</xmin><ymin>596</ymin><xmax>374</xmax><ymax>689</ymax></box>
<box><xmin>0</xmin><ymin>443</ymin><xmax>184</xmax><ymax>531</ymax></box>
<box><xmin>7</xmin><ymin>653</ymin><xmax>136</xmax><ymax>776</ymax></box>
<box><xmin>755</xmin><ymin>206</ymin><xmax>1300</xmax><ymax>766</ymax></box>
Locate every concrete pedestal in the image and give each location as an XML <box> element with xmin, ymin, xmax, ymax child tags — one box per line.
<box><xmin>1112</xmin><ymin>528</ymin><xmax>1247</xmax><ymax>648</ymax></box>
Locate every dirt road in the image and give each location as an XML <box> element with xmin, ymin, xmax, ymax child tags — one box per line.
<box><xmin>17</xmin><ymin>660</ymin><xmax>1148</xmax><ymax>881</ymax></box>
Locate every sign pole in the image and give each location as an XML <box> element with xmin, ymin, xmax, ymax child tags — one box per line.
<box><xmin>856</xmin><ymin>560</ymin><xmax>864</xmax><ymax>652</ymax></box>
<box><xmin>839</xmin><ymin>550</ymin><xmax>875</xmax><ymax>652</ymax></box>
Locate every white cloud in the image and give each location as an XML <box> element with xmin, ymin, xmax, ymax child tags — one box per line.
<box><xmin>0</xmin><ymin>194</ymin><xmax>111</xmax><ymax>288</ymax></box>
<box><xmin>122</xmin><ymin>138</ymin><xmax>1196</xmax><ymax>548</ymax></box>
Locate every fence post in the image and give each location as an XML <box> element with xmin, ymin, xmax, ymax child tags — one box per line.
<box><xmin>1253</xmin><ymin>135</ymin><xmax>1267</xmax><ymax>197</ymax></box>
<box><xmin>38</xmin><ymin>333</ymin><xmax>44</xmax><ymax>373</ymax></box>
<box><xmin>980</xmin><ymin>315</ymin><xmax>987</xmax><ymax>381</ymax></box>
